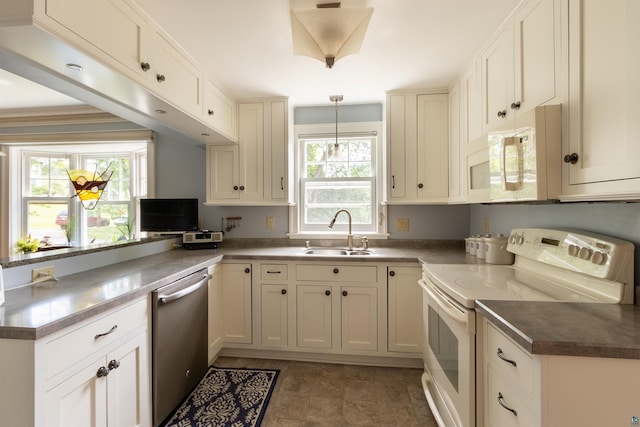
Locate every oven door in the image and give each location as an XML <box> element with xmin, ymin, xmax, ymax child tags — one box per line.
<box><xmin>419</xmin><ymin>276</ymin><xmax>475</xmax><ymax>427</ymax></box>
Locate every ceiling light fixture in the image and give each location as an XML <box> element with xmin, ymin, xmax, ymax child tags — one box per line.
<box><xmin>330</xmin><ymin>94</ymin><xmax>343</xmax><ymax>148</ymax></box>
<box><xmin>290</xmin><ymin>2</ymin><xmax>373</xmax><ymax>69</ymax></box>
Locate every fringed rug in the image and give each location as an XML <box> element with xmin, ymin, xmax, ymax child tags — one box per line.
<box><xmin>161</xmin><ymin>366</ymin><xmax>279</xmax><ymax>427</ymax></box>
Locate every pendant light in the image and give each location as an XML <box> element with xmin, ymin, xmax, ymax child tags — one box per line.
<box><xmin>330</xmin><ymin>95</ymin><xmax>343</xmax><ymax>150</ymax></box>
<box><xmin>290</xmin><ymin>3</ymin><xmax>374</xmax><ymax>68</ymax></box>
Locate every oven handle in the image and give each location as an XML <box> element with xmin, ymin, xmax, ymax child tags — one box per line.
<box><xmin>418</xmin><ymin>279</ymin><xmax>468</xmax><ymax>326</ymax></box>
<box><xmin>158</xmin><ymin>274</ymin><xmax>210</xmax><ymax>304</ymax></box>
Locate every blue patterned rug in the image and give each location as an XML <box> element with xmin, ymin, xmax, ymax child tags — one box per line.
<box><xmin>161</xmin><ymin>366</ymin><xmax>279</xmax><ymax>427</ymax></box>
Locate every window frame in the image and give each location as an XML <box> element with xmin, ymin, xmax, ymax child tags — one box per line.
<box><xmin>0</xmin><ymin>131</ymin><xmax>154</xmax><ymax>256</ymax></box>
<box><xmin>289</xmin><ymin>121</ymin><xmax>387</xmax><ymax>239</ymax></box>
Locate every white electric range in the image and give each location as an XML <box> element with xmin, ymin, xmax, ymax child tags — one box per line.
<box><xmin>418</xmin><ymin>228</ymin><xmax>635</xmax><ymax>427</ymax></box>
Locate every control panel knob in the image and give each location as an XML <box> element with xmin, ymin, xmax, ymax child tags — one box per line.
<box><xmin>578</xmin><ymin>247</ymin><xmax>593</xmax><ymax>260</ymax></box>
<box><xmin>568</xmin><ymin>244</ymin><xmax>580</xmax><ymax>257</ymax></box>
<box><xmin>515</xmin><ymin>235</ymin><xmax>524</xmax><ymax>245</ymax></box>
<box><xmin>591</xmin><ymin>252</ymin><xmax>608</xmax><ymax>265</ymax></box>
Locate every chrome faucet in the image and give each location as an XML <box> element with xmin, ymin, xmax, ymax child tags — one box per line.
<box><xmin>328</xmin><ymin>209</ymin><xmax>354</xmax><ymax>250</ymax></box>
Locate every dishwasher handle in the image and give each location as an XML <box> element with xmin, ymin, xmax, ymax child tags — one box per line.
<box><xmin>158</xmin><ymin>274</ymin><xmax>211</xmax><ymax>304</ymax></box>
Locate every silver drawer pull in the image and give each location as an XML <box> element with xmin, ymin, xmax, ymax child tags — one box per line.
<box><xmin>497</xmin><ymin>348</ymin><xmax>517</xmax><ymax>367</ymax></box>
<box><xmin>497</xmin><ymin>392</ymin><xmax>518</xmax><ymax>416</ymax></box>
<box><xmin>94</xmin><ymin>325</ymin><xmax>118</xmax><ymax>340</ymax></box>
<box><xmin>267</xmin><ymin>271</ymin><xmax>282</xmax><ymax>274</ymax></box>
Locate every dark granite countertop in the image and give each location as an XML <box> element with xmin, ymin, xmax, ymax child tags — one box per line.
<box><xmin>476</xmin><ymin>300</ymin><xmax>640</xmax><ymax>359</ymax></box>
<box><xmin>0</xmin><ymin>242</ymin><xmax>476</xmax><ymax>341</ymax></box>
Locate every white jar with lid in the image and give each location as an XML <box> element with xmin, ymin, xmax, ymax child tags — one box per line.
<box><xmin>485</xmin><ymin>234</ymin><xmax>515</xmax><ymax>264</ymax></box>
<box><xmin>468</xmin><ymin>236</ymin><xmax>478</xmax><ymax>256</ymax></box>
<box><xmin>476</xmin><ymin>235</ymin><xmax>489</xmax><ymax>259</ymax></box>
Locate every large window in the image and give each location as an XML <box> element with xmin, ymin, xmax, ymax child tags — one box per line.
<box><xmin>293</xmin><ymin>122</ymin><xmax>385</xmax><ymax>237</ymax></box>
<box><xmin>2</xmin><ymin>131</ymin><xmax>153</xmax><ymax>255</ymax></box>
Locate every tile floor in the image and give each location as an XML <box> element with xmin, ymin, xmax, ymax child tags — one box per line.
<box><xmin>214</xmin><ymin>356</ymin><xmax>438</xmax><ymax>427</ymax></box>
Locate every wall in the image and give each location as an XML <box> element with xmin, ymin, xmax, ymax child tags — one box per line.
<box><xmin>470</xmin><ymin>202</ymin><xmax>640</xmax><ymax>290</ymax></box>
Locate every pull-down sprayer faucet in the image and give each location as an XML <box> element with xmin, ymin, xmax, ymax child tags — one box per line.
<box><xmin>328</xmin><ymin>209</ymin><xmax>354</xmax><ymax>250</ymax></box>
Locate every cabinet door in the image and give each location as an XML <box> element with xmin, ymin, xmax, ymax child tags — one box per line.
<box><xmin>567</xmin><ymin>0</ymin><xmax>640</xmax><ymax>185</ymax></box>
<box><xmin>266</xmin><ymin>100</ymin><xmax>287</xmax><ymax>201</ymax></box>
<box><xmin>340</xmin><ymin>286</ymin><xmax>377</xmax><ymax>351</ymax></box>
<box><xmin>221</xmin><ymin>263</ymin><xmax>252</xmax><ymax>343</ymax></box>
<box><xmin>206</xmin><ymin>144</ymin><xmax>240</xmax><ymax>201</ymax></box>
<box><xmin>150</xmin><ymin>31</ymin><xmax>203</xmax><ymax>117</ymax></box>
<box><xmin>45</xmin><ymin>356</ymin><xmax>108</xmax><ymax>427</ymax></box>
<box><xmin>203</xmin><ymin>78</ymin><xmax>237</xmax><ymax>140</ymax></box>
<box><xmin>106</xmin><ymin>331</ymin><xmax>151</xmax><ymax>427</ymax></box>
<box><xmin>481</xmin><ymin>25</ymin><xmax>514</xmax><ymax>132</ymax></box>
<box><xmin>296</xmin><ymin>284</ymin><xmax>332</xmax><ymax>349</ymax></box>
<box><xmin>388</xmin><ymin>266</ymin><xmax>422</xmax><ymax>353</ymax></box>
<box><xmin>387</xmin><ymin>94</ymin><xmax>411</xmax><ymax>200</ymax></box>
<box><xmin>417</xmin><ymin>94</ymin><xmax>449</xmax><ymax>200</ymax></box>
<box><xmin>462</xmin><ymin>60</ymin><xmax>483</xmax><ymax>148</ymax></box>
<box><xmin>513</xmin><ymin>0</ymin><xmax>558</xmax><ymax>117</ymax></box>
<box><xmin>261</xmin><ymin>284</ymin><xmax>288</xmax><ymax>347</ymax></box>
<box><xmin>44</xmin><ymin>0</ymin><xmax>149</xmax><ymax>79</ymax></box>
<box><xmin>208</xmin><ymin>264</ymin><xmax>223</xmax><ymax>360</ymax></box>
<box><xmin>237</xmin><ymin>102</ymin><xmax>265</xmax><ymax>201</ymax></box>
<box><xmin>449</xmin><ymin>83</ymin><xmax>464</xmax><ymax>202</ymax></box>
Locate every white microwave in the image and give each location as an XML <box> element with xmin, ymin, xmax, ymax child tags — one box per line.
<box><xmin>488</xmin><ymin>104</ymin><xmax>562</xmax><ymax>201</ymax></box>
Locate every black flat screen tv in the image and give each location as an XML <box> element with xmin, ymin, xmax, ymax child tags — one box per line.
<box><xmin>140</xmin><ymin>198</ymin><xmax>199</xmax><ymax>232</ymax></box>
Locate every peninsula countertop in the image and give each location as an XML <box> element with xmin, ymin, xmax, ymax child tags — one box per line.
<box><xmin>0</xmin><ymin>243</ymin><xmax>475</xmax><ymax>340</ymax></box>
<box><xmin>476</xmin><ymin>299</ymin><xmax>640</xmax><ymax>359</ymax></box>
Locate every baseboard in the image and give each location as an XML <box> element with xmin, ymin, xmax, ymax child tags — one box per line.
<box><xmin>215</xmin><ymin>347</ymin><xmax>423</xmax><ymax>368</ymax></box>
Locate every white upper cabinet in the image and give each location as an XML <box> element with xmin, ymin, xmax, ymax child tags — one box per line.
<box><xmin>481</xmin><ymin>0</ymin><xmax>560</xmax><ymax>133</ymax></box>
<box><xmin>3</xmin><ymin>0</ymin><xmax>236</xmax><ymax>143</ymax></box>
<box><xmin>148</xmin><ymin>29</ymin><xmax>203</xmax><ymax>117</ymax></box>
<box><xmin>42</xmin><ymin>0</ymin><xmax>150</xmax><ymax>79</ymax></box>
<box><xmin>387</xmin><ymin>92</ymin><xmax>449</xmax><ymax>204</ymax></box>
<box><xmin>206</xmin><ymin>98</ymin><xmax>288</xmax><ymax>205</ymax></box>
<box><xmin>563</xmin><ymin>0</ymin><xmax>640</xmax><ymax>199</ymax></box>
<box><xmin>203</xmin><ymin>77</ymin><xmax>237</xmax><ymax>141</ymax></box>
<box><xmin>448</xmin><ymin>82</ymin><xmax>465</xmax><ymax>202</ymax></box>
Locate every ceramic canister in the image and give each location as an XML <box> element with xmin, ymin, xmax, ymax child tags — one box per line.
<box><xmin>468</xmin><ymin>236</ymin><xmax>478</xmax><ymax>256</ymax></box>
<box><xmin>485</xmin><ymin>234</ymin><xmax>515</xmax><ymax>265</ymax></box>
<box><xmin>476</xmin><ymin>235</ymin><xmax>488</xmax><ymax>259</ymax></box>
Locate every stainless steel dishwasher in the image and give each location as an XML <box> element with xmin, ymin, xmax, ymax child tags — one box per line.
<box><xmin>152</xmin><ymin>268</ymin><xmax>210</xmax><ymax>426</ymax></box>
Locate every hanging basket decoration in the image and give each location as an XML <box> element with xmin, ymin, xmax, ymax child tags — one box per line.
<box><xmin>67</xmin><ymin>165</ymin><xmax>112</xmax><ymax>210</ymax></box>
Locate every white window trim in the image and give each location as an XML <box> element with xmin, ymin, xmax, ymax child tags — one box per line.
<box><xmin>288</xmin><ymin>121</ymin><xmax>388</xmax><ymax>240</ymax></box>
<box><xmin>0</xmin><ymin>130</ymin><xmax>155</xmax><ymax>257</ymax></box>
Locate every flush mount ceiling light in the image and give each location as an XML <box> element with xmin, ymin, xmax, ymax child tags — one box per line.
<box><xmin>290</xmin><ymin>2</ymin><xmax>373</xmax><ymax>68</ymax></box>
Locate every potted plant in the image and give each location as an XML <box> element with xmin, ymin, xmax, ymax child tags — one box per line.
<box><xmin>16</xmin><ymin>235</ymin><xmax>39</xmax><ymax>253</ymax></box>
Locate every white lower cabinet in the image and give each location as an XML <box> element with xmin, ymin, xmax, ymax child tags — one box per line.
<box><xmin>220</xmin><ymin>262</ymin><xmax>252</xmax><ymax>344</ymax></box>
<box><xmin>0</xmin><ymin>297</ymin><xmax>150</xmax><ymax>427</ymax></box>
<box><xmin>340</xmin><ymin>285</ymin><xmax>378</xmax><ymax>351</ymax></box>
<box><xmin>261</xmin><ymin>284</ymin><xmax>289</xmax><ymax>347</ymax></box>
<box><xmin>208</xmin><ymin>263</ymin><xmax>223</xmax><ymax>361</ymax></box>
<box><xmin>387</xmin><ymin>265</ymin><xmax>422</xmax><ymax>353</ymax></box>
<box><xmin>481</xmin><ymin>316</ymin><xmax>640</xmax><ymax>427</ymax></box>
<box><xmin>296</xmin><ymin>284</ymin><xmax>333</xmax><ymax>349</ymax></box>
<box><xmin>45</xmin><ymin>330</ymin><xmax>149</xmax><ymax>427</ymax></box>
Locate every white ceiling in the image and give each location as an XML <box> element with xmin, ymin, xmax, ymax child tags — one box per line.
<box><xmin>0</xmin><ymin>0</ymin><xmax>521</xmax><ymax>110</ymax></box>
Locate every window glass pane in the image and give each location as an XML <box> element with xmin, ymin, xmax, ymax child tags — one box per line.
<box><xmin>303</xmin><ymin>181</ymin><xmax>372</xmax><ymax>224</ymax></box>
<box><xmin>83</xmin><ymin>203</ymin><xmax>133</xmax><ymax>244</ymax></box>
<box><xmin>84</xmin><ymin>156</ymin><xmax>131</xmax><ymax>201</ymax></box>
<box><xmin>26</xmin><ymin>202</ymin><xmax>70</xmax><ymax>246</ymax></box>
<box><xmin>28</xmin><ymin>156</ymin><xmax>70</xmax><ymax>197</ymax></box>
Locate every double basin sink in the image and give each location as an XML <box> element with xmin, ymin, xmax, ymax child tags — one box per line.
<box><xmin>303</xmin><ymin>248</ymin><xmax>372</xmax><ymax>256</ymax></box>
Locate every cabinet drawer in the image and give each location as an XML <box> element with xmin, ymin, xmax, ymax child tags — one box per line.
<box><xmin>296</xmin><ymin>264</ymin><xmax>377</xmax><ymax>283</ymax></box>
<box><xmin>261</xmin><ymin>264</ymin><xmax>288</xmax><ymax>280</ymax></box>
<box><xmin>45</xmin><ymin>298</ymin><xmax>148</xmax><ymax>379</ymax></box>
<box><xmin>486</xmin><ymin>364</ymin><xmax>535</xmax><ymax>427</ymax></box>
<box><xmin>486</xmin><ymin>322</ymin><xmax>534</xmax><ymax>397</ymax></box>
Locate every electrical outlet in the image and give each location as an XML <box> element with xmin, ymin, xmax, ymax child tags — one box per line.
<box><xmin>32</xmin><ymin>266</ymin><xmax>55</xmax><ymax>281</ymax></box>
<box><xmin>266</xmin><ymin>216</ymin><xmax>274</xmax><ymax>229</ymax></box>
<box><xmin>483</xmin><ymin>218</ymin><xmax>490</xmax><ymax>234</ymax></box>
<box><xmin>396</xmin><ymin>218</ymin><xmax>409</xmax><ymax>232</ymax></box>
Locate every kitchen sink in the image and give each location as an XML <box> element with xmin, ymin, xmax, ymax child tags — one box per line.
<box><xmin>303</xmin><ymin>248</ymin><xmax>372</xmax><ymax>256</ymax></box>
